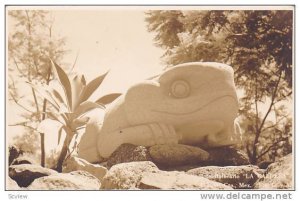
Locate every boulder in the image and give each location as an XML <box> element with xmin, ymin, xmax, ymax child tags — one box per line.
<box><xmin>205</xmin><ymin>147</ymin><xmax>250</xmax><ymax>166</ymax></box>
<box><xmin>107</xmin><ymin>144</ymin><xmax>152</xmax><ymax>168</ymax></box>
<box><xmin>101</xmin><ymin>161</ymin><xmax>159</xmax><ymax>189</ymax></box>
<box><xmin>63</xmin><ymin>156</ymin><xmax>107</xmax><ymax>181</ymax></box>
<box><xmin>9</xmin><ymin>164</ymin><xmax>57</xmax><ymax>187</ymax></box>
<box><xmin>257</xmin><ymin>161</ymin><xmax>273</xmax><ymax>169</ymax></box>
<box><xmin>11</xmin><ymin>156</ymin><xmax>36</xmax><ymax>165</ymax></box>
<box><xmin>187</xmin><ymin>165</ymin><xmax>264</xmax><ymax>189</ymax></box>
<box><xmin>139</xmin><ymin>171</ymin><xmax>232</xmax><ymax>190</ymax></box>
<box><xmin>28</xmin><ymin>171</ymin><xmax>101</xmax><ymax>190</ymax></box>
<box><xmin>101</xmin><ymin>161</ymin><xmax>231</xmax><ymax>190</ymax></box>
<box><xmin>6</xmin><ymin>177</ymin><xmax>20</xmax><ymax>190</ymax></box>
<box><xmin>149</xmin><ymin>144</ymin><xmax>209</xmax><ymax>168</ymax></box>
<box><xmin>9</xmin><ymin>145</ymin><xmax>23</xmax><ymax>165</ymax></box>
<box><xmin>162</xmin><ymin>164</ymin><xmax>203</xmax><ymax>172</ymax></box>
<box><xmin>254</xmin><ymin>154</ymin><xmax>293</xmax><ymax>189</ymax></box>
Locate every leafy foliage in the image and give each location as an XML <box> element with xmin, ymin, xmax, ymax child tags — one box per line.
<box><xmin>29</xmin><ymin>60</ymin><xmax>120</xmax><ymax>171</ymax></box>
<box><xmin>8</xmin><ymin>10</ymin><xmax>68</xmax><ymax>166</ymax></box>
<box><xmin>145</xmin><ymin>10</ymin><xmax>293</xmax><ymax>164</ymax></box>
<box><xmin>11</xmin><ymin>130</ymin><xmax>40</xmax><ymax>154</ymax></box>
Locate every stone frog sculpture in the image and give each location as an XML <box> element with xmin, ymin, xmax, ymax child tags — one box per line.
<box><xmin>78</xmin><ymin>62</ymin><xmax>242</xmax><ymax>163</ymax></box>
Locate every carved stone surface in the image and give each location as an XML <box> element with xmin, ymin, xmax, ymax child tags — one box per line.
<box><xmin>107</xmin><ymin>143</ymin><xmax>152</xmax><ymax>168</ymax></box>
<box><xmin>205</xmin><ymin>146</ymin><xmax>250</xmax><ymax>166</ymax></box>
<box><xmin>63</xmin><ymin>156</ymin><xmax>107</xmax><ymax>181</ymax></box>
<box><xmin>101</xmin><ymin>161</ymin><xmax>232</xmax><ymax>190</ymax></box>
<box><xmin>187</xmin><ymin>165</ymin><xmax>264</xmax><ymax>189</ymax></box>
<box><xmin>139</xmin><ymin>171</ymin><xmax>232</xmax><ymax>190</ymax></box>
<box><xmin>28</xmin><ymin>171</ymin><xmax>101</xmax><ymax>190</ymax></box>
<box><xmin>254</xmin><ymin>154</ymin><xmax>293</xmax><ymax>189</ymax></box>
<box><xmin>78</xmin><ymin>62</ymin><xmax>240</xmax><ymax>162</ymax></box>
<box><xmin>101</xmin><ymin>161</ymin><xmax>159</xmax><ymax>189</ymax></box>
<box><xmin>6</xmin><ymin>177</ymin><xmax>20</xmax><ymax>190</ymax></box>
<box><xmin>11</xmin><ymin>156</ymin><xmax>36</xmax><ymax>165</ymax></box>
<box><xmin>149</xmin><ymin>144</ymin><xmax>209</xmax><ymax>168</ymax></box>
<box><xmin>9</xmin><ymin>164</ymin><xmax>57</xmax><ymax>187</ymax></box>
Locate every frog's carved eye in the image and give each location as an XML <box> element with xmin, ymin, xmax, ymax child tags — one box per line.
<box><xmin>170</xmin><ymin>80</ymin><xmax>190</xmax><ymax>98</ymax></box>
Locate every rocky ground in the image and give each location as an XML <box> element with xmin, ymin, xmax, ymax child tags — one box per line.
<box><xmin>7</xmin><ymin>144</ymin><xmax>293</xmax><ymax>190</ymax></box>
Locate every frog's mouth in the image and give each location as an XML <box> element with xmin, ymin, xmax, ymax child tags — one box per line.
<box><xmin>151</xmin><ymin>95</ymin><xmax>237</xmax><ymax>116</ymax></box>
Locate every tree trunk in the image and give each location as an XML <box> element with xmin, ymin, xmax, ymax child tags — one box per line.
<box><xmin>25</xmin><ymin>10</ymin><xmax>45</xmax><ymax>167</ymax></box>
<box><xmin>40</xmin><ymin>66</ymin><xmax>52</xmax><ymax>167</ymax></box>
<box><xmin>55</xmin><ymin>138</ymin><xmax>69</xmax><ymax>172</ymax></box>
<box><xmin>55</xmin><ymin>127</ymin><xmax>72</xmax><ymax>172</ymax></box>
<box><xmin>40</xmin><ymin>134</ymin><xmax>45</xmax><ymax>167</ymax></box>
<box><xmin>251</xmin><ymin>144</ymin><xmax>257</xmax><ymax>164</ymax></box>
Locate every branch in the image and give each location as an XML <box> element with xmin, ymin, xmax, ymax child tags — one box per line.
<box><xmin>246</xmin><ymin>142</ymin><xmax>253</xmax><ymax>161</ymax></box>
<box><xmin>69</xmin><ymin>49</ymin><xmax>80</xmax><ymax>74</ymax></box>
<box><xmin>257</xmin><ymin>71</ymin><xmax>283</xmax><ymax>135</ymax></box>
<box><xmin>261</xmin><ymin>113</ymin><xmax>290</xmax><ymax>132</ymax></box>
<box><xmin>8</xmin><ymin>121</ymin><xmax>37</xmax><ymax>131</ymax></box>
<box><xmin>12</xmin><ymin>56</ymin><xmax>27</xmax><ymax>77</ymax></box>
<box><xmin>274</xmin><ymin>91</ymin><xmax>292</xmax><ymax>104</ymax></box>
<box><xmin>33</xmin><ymin>60</ymin><xmax>41</xmax><ymax>76</ymax></box>
<box><xmin>251</xmin><ymin>77</ymin><xmax>260</xmax><ymax>160</ymax></box>
<box><xmin>30</xmin><ymin>87</ymin><xmax>40</xmax><ymax>120</ymax></box>
<box><xmin>256</xmin><ymin>138</ymin><xmax>287</xmax><ymax>160</ymax></box>
<box><xmin>41</xmin><ymin>63</ymin><xmax>52</xmax><ymax>121</ymax></box>
<box><xmin>9</xmin><ymin>91</ymin><xmax>34</xmax><ymax>113</ymax></box>
<box><xmin>254</xmin><ymin>78</ymin><xmax>259</xmax><ymax>133</ymax></box>
<box><xmin>250</xmin><ymin>70</ymin><xmax>283</xmax><ymax>163</ymax></box>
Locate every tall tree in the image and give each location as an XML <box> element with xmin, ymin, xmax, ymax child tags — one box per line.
<box><xmin>8</xmin><ymin>10</ymin><xmax>67</xmax><ymax>166</ymax></box>
<box><xmin>145</xmin><ymin>10</ymin><xmax>293</xmax><ymax>164</ymax></box>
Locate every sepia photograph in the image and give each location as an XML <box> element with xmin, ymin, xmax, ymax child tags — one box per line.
<box><xmin>5</xmin><ymin>5</ymin><xmax>294</xmax><ymax>191</ymax></box>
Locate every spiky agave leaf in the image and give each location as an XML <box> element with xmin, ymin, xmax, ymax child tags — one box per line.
<box><xmin>71</xmin><ymin>116</ymin><xmax>90</xmax><ymax>130</ymax></box>
<box><xmin>50</xmin><ymin>60</ymin><xmax>73</xmax><ymax>111</ymax></box>
<box><xmin>72</xmin><ymin>101</ymin><xmax>105</xmax><ymax>119</ymax></box>
<box><xmin>95</xmin><ymin>93</ymin><xmax>122</xmax><ymax>105</ymax></box>
<box><xmin>44</xmin><ymin>84</ymin><xmax>66</xmax><ymax>107</ymax></box>
<box><xmin>71</xmin><ymin>74</ymin><xmax>86</xmax><ymax>111</ymax></box>
<box><xmin>49</xmin><ymin>79</ymin><xmax>69</xmax><ymax>107</ymax></box>
<box><xmin>77</xmin><ymin>71</ymin><xmax>109</xmax><ymax>105</ymax></box>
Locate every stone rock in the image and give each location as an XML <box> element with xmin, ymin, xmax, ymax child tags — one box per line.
<box><xmin>107</xmin><ymin>143</ymin><xmax>152</xmax><ymax>168</ymax></box>
<box><xmin>187</xmin><ymin>165</ymin><xmax>264</xmax><ymax>189</ymax></box>
<box><xmin>79</xmin><ymin>62</ymin><xmax>241</xmax><ymax>162</ymax></box>
<box><xmin>139</xmin><ymin>171</ymin><xmax>232</xmax><ymax>190</ymax></box>
<box><xmin>258</xmin><ymin>161</ymin><xmax>273</xmax><ymax>169</ymax></box>
<box><xmin>162</xmin><ymin>164</ymin><xmax>204</xmax><ymax>172</ymax></box>
<box><xmin>254</xmin><ymin>154</ymin><xmax>293</xmax><ymax>189</ymax></box>
<box><xmin>9</xmin><ymin>164</ymin><xmax>57</xmax><ymax>187</ymax></box>
<box><xmin>11</xmin><ymin>156</ymin><xmax>36</xmax><ymax>165</ymax></box>
<box><xmin>9</xmin><ymin>145</ymin><xmax>23</xmax><ymax>165</ymax></box>
<box><xmin>205</xmin><ymin>147</ymin><xmax>250</xmax><ymax>166</ymax></box>
<box><xmin>28</xmin><ymin>171</ymin><xmax>101</xmax><ymax>190</ymax></box>
<box><xmin>63</xmin><ymin>156</ymin><xmax>107</xmax><ymax>181</ymax></box>
<box><xmin>101</xmin><ymin>161</ymin><xmax>231</xmax><ymax>190</ymax></box>
<box><xmin>149</xmin><ymin>144</ymin><xmax>209</xmax><ymax>168</ymax></box>
<box><xmin>78</xmin><ymin>118</ymin><xmax>105</xmax><ymax>163</ymax></box>
<box><xmin>6</xmin><ymin>177</ymin><xmax>20</xmax><ymax>190</ymax></box>
<box><xmin>101</xmin><ymin>161</ymin><xmax>159</xmax><ymax>189</ymax></box>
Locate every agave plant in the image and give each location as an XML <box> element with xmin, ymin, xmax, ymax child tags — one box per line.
<box><xmin>28</xmin><ymin>60</ymin><xmax>121</xmax><ymax>171</ymax></box>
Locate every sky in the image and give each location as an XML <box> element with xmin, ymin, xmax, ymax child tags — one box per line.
<box><xmin>52</xmin><ymin>9</ymin><xmax>165</xmax><ymax>99</ymax></box>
